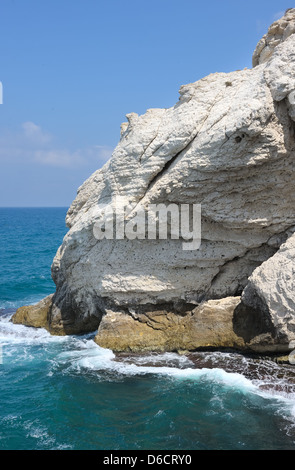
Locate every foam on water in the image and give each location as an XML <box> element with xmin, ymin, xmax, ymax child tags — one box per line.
<box><xmin>2</xmin><ymin>311</ymin><xmax>295</xmax><ymax>444</ymax></box>
<box><xmin>71</xmin><ymin>345</ymin><xmax>256</xmax><ymax>392</ymax></box>
<box><xmin>0</xmin><ymin>312</ymin><xmax>60</xmax><ymax>345</ymax></box>
<box><xmin>0</xmin><ymin>313</ymin><xmax>291</xmax><ymax>394</ymax></box>
<box><xmin>2</xmin><ymin>208</ymin><xmax>295</xmax><ymax>449</ymax></box>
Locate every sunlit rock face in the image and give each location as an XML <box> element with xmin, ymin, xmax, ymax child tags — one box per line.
<box><xmin>13</xmin><ymin>11</ymin><xmax>295</xmax><ymax>354</ymax></box>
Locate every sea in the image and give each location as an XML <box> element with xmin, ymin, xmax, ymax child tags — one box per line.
<box><xmin>1</xmin><ymin>207</ymin><xmax>295</xmax><ymax>451</ymax></box>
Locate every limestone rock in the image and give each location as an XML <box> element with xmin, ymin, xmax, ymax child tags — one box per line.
<box><xmin>49</xmin><ymin>12</ymin><xmax>295</xmax><ymax>337</ymax></box>
<box><xmin>14</xmin><ymin>12</ymin><xmax>295</xmax><ymax>354</ymax></box>
<box><xmin>238</xmin><ymin>233</ymin><xmax>295</xmax><ymax>351</ymax></box>
<box><xmin>48</xmin><ymin>288</ymin><xmax>103</xmax><ymax>335</ymax></box>
<box><xmin>252</xmin><ymin>8</ymin><xmax>295</xmax><ymax>67</ymax></box>
<box><xmin>94</xmin><ymin>297</ymin><xmax>245</xmax><ymax>352</ymax></box>
<box><xmin>11</xmin><ymin>295</ymin><xmax>53</xmax><ymax>330</ymax></box>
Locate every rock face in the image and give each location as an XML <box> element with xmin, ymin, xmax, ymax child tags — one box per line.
<box><xmin>13</xmin><ymin>11</ymin><xmax>295</xmax><ymax>353</ymax></box>
<box><xmin>12</xmin><ymin>295</ymin><xmax>53</xmax><ymax>330</ymax></box>
<box><xmin>95</xmin><ymin>297</ymin><xmax>245</xmax><ymax>353</ymax></box>
<box><xmin>252</xmin><ymin>8</ymin><xmax>295</xmax><ymax>66</ymax></box>
<box><xmin>237</xmin><ymin>232</ymin><xmax>295</xmax><ymax>351</ymax></box>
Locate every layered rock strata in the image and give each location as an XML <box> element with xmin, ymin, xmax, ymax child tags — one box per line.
<box><xmin>12</xmin><ymin>10</ymin><xmax>295</xmax><ymax>354</ymax></box>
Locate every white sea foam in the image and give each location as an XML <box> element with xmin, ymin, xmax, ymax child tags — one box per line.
<box><xmin>54</xmin><ymin>338</ymin><xmax>256</xmax><ymax>392</ymax></box>
<box><xmin>2</xmin><ymin>312</ymin><xmax>295</xmax><ymax>424</ymax></box>
<box><xmin>0</xmin><ymin>312</ymin><xmax>68</xmax><ymax>345</ymax></box>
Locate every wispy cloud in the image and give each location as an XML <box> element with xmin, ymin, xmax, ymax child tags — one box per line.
<box><xmin>0</xmin><ymin>122</ymin><xmax>113</xmax><ymax>168</ymax></box>
<box><xmin>34</xmin><ymin>145</ymin><xmax>113</xmax><ymax>168</ymax></box>
<box><xmin>34</xmin><ymin>149</ymin><xmax>84</xmax><ymax>167</ymax></box>
<box><xmin>22</xmin><ymin>121</ymin><xmax>52</xmax><ymax>145</ymax></box>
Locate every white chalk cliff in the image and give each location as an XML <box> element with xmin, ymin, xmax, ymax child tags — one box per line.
<box><xmin>13</xmin><ymin>10</ymin><xmax>295</xmax><ymax>353</ymax></box>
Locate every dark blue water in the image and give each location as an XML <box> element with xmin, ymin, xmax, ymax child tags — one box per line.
<box><xmin>0</xmin><ymin>207</ymin><xmax>67</xmax><ymax>309</ymax></box>
<box><xmin>1</xmin><ymin>208</ymin><xmax>295</xmax><ymax>450</ymax></box>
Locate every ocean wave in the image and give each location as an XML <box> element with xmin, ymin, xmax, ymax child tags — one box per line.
<box><xmin>71</xmin><ymin>346</ymin><xmax>256</xmax><ymax>391</ymax></box>
<box><xmin>0</xmin><ymin>313</ymin><xmax>58</xmax><ymax>345</ymax></box>
<box><xmin>2</xmin><ymin>312</ymin><xmax>295</xmax><ymax>428</ymax></box>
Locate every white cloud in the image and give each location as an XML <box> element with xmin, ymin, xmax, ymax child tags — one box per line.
<box><xmin>34</xmin><ymin>146</ymin><xmax>113</xmax><ymax>168</ymax></box>
<box><xmin>34</xmin><ymin>149</ymin><xmax>84</xmax><ymax>167</ymax></box>
<box><xmin>0</xmin><ymin>122</ymin><xmax>113</xmax><ymax>168</ymax></box>
<box><xmin>22</xmin><ymin>121</ymin><xmax>52</xmax><ymax>145</ymax></box>
<box><xmin>91</xmin><ymin>145</ymin><xmax>113</xmax><ymax>162</ymax></box>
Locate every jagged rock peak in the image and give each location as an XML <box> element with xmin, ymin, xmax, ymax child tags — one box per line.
<box><xmin>253</xmin><ymin>8</ymin><xmax>295</xmax><ymax>67</ymax></box>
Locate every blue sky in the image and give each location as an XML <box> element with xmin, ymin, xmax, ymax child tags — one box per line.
<box><xmin>0</xmin><ymin>0</ymin><xmax>290</xmax><ymax>206</ymax></box>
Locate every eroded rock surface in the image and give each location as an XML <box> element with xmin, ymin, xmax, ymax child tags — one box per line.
<box><xmin>252</xmin><ymin>8</ymin><xmax>295</xmax><ymax>66</ymax></box>
<box><xmin>11</xmin><ymin>295</ymin><xmax>53</xmax><ymax>330</ymax></box>
<box><xmin>94</xmin><ymin>297</ymin><xmax>245</xmax><ymax>353</ymax></box>
<box><xmin>237</xmin><ymin>232</ymin><xmax>295</xmax><ymax>351</ymax></box>
<box><xmin>14</xmin><ymin>11</ymin><xmax>295</xmax><ymax>353</ymax></box>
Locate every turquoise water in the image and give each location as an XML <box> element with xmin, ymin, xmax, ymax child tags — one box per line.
<box><xmin>1</xmin><ymin>208</ymin><xmax>295</xmax><ymax>450</ymax></box>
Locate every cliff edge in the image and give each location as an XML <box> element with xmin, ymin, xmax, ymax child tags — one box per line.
<box><xmin>12</xmin><ymin>10</ymin><xmax>295</xmax><ymax>354</ymax></box>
